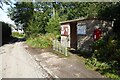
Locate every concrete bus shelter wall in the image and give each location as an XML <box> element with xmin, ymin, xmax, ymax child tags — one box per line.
<box><xmin>77</xmin><ymin>19</ymin><xmax>112</xmax><ymax>51</ymax></box>
<box><xmin>60</xmin><ymin>18</ymin><xmax>113</xmax><ymax>51</ymax></box>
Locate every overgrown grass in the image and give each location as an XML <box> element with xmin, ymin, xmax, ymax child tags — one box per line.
<box><xmin>85</xmin><ymin>58</ymin><xmax>120</xmax><ymax>78</ymax></box>
<box><xmin>26</xmin><ymin>33</ymin><xmax>56</xmax><ymax>49</ymax></box>
<box><xmin>12</xmin><ymin>32</ymin><xmax>25</xmax><ymax>38</ymax></box>
<box><xmin>83</xmin><ymin>37</ymin><xmax>120</xmax><ymax>78</ymax></box>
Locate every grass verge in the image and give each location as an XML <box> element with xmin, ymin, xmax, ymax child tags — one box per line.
<box><xmin>12</xmin><ymin>32</ymin><xmax>25</xmax><ymax>38</ymax></box>
<box><xmin>25</xmin><ymin>33</ymin><xmax>55</xmax><ymax>49</ymax></box>
<box><xmin>85</xmin><ymin>58</ymin><xmax>120</xmax><ymax>78</ymax></box>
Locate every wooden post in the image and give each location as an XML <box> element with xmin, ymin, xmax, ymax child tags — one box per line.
<box><xmin>56</xmin><ymin>40</ymin><xmax>59</xmax><ymax>51</ymax></box>
<box><xmin>65</xmin><ymin>47</ymin><xmax>68</xmax><ymax>56</ymax></box>
<box><xmin>53</xmin><ymin>40</ymin><xmax>55</xmax><ymax>50</ymax></box>
<box><xmin>58</xmin><ymin>43</ymin><xmax>60</xmax><ymax>53</ymax></box>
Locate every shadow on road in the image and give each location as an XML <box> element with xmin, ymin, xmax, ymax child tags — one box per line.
<box><xmin>69</xmin><ymin>49</ymin><xmax>93</xmax><ymax>58</ymax></box>
<box><xmin>2</xmin><ymin>36</ymin><xmax>26</xmax><ymax>46</ymax></box>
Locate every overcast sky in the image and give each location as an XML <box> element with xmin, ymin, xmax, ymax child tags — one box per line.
<box><xmin>0</xmin><ymin>0</ymin><xmax>16</xmax><ymax>26</ymax></box>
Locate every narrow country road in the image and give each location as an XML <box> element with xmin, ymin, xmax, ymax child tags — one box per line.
<box><xmin>0</xmin><ymin>42</ymin><xmax>51</xmax><ymax>78</ymax></box>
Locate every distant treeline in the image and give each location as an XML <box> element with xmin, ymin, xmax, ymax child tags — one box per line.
<box><xmin>0</xmin><ymin>21</ymin><xmax>12</xmax><ymax>45</ymax></box>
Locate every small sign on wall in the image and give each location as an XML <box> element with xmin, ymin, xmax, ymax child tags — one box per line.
<box><xmin>93</xmin><ymin>28</ymin><xmax>102</xmax><ymax>41</ymax></box>
<box><xmin>61</xmin><ymin>24</ymin><xmax>70</xmax><ymax>36</ymax></box>
<box><xmin>77</xmin><ymin>23</ymin><xmax>86</xmax><ymax>35</ymax></box>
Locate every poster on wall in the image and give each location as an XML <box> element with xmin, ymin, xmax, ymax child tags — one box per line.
<box><xmin>77</xmin><ymin>23</ymin><xmax>86</xmax><ymax>35</ymax></box>
<box><xmin>61</xmin><ymin>24</ymin><xmax>70</xmax><ymax>36</ymax></box>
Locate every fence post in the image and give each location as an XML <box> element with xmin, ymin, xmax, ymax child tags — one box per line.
<box><xmin>55</xmin><ymin>40</ymin><xmax>56</xmax><ymax>51</ymax></box>
<box><xmin>53</xmin><ymin>40</ymin><xmax>55</xmax><ymax>50</ymax></box>
<box><xmin>65</xmin><ymin>47</ymin><xmax>68</xmax><ymax>56</ymax></box>
<box><xmin>53</xmin><ymin>39</ymin><xmax>68</xmax><ymax>56</ymax></box>
<box><xmin>58</xmin><ymin>43</ymin><xmax>60</xmax><ymax>53</ymax></box>
<box><xmin>57</xmin><ymin>40</ymin><xmax>59</xmax><ymax>51</ymax></box>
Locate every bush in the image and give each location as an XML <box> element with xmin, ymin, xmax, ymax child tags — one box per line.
<box><xmin>92</xmin><ymin>36</ymin><xmax>120</xmax><ymax>62</ymax></box>
<box><xmin>85</xmin><ymin>36</ymin><xmax>120</xmax><ymax>78</ymax></box>
<box><xmin>92</xmin><ymin>38</ymin><xmax>106</xmax><ymax>50</ymax></box>
<box><xmin>85</xmin><ymin>58</ymin><xmax>110</xmax><ymax>70</ymax></box>
<box><xmin>85</xmin><ymin>58</ymin><xmax>120</xmax><ymax>78</ymax></box>
<box><xmin>12</xmin><ymin>32</ymin><xmax>25</xmax><ymax>38</ymax></box>
<box><xmin>26</xmin><ymin>33</ymin><xmax>55</xmax><ymax>48</ymax></box>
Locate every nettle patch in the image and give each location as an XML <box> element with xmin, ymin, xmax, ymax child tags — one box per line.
<box><xmin>85</xmin><ymin>36</ymin><xmax>120</xmax><ymax>78</ymax></box>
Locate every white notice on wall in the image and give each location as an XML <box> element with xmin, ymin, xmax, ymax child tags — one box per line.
<box><xmin>77</xmin><ymin>24</ymin><xmax>86</xmax><ymax>35</ymax></box>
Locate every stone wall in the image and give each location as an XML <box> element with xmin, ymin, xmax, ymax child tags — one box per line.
<box><xmin>77</xmin><ymin>19</ymin><xmax>112</xmax><ymax>51</ymax></box>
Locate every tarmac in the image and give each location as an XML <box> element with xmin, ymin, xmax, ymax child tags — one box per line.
<box><xmin>1</xmin><ymin>42</ymin><xmax>51</xmax><ymax>78</ymax></box>
<box><xmin>25</xmin><ymin>44</ymin><xmax>104</xmax><ymax>78</ymax></box>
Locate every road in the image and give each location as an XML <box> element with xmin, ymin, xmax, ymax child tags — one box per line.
<box><xmin>0</xmin><ymin>42</ymin><xmax>51</xmax><ymax>78</ymax></box>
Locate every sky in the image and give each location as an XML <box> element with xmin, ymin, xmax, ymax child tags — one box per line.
<box><xmin>0</xmin><ymin>0</ymin><xmax>16</xmax><ymax>26</ymax></box>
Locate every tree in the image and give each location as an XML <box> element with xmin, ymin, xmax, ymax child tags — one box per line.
<box><xmin>25</xmin><ymin>11</ymin><xmax>50</xmax><ymax>37</ymax></box>
<box><xmin>97</xmin><ymin>2</ymin><xmax>120</xmax><ymax>39</ymax></box>
<box><xmin>45</xmin><ymin>10</ymin><xmax>60</xmax><ymax>35</ymax></box>
<box><xmin>26</xmin><ymin>18</ymin><xmax>39</xmax><ymax>37</ymax></box>
<box><xmin>7</xmin><ymin>2</ymin><xmax>53</xmax><ymax>37</ymax></box>
<box><xmin>7</xmin><ymin>2</ymin><xmax>34</xmax><ymax>30</ymax></box>
<box><xmin>8</xmin><ymin>2</ymin><xmax>120</xmax><ymax>38</ymax></box>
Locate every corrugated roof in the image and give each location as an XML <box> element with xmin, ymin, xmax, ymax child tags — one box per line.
<box><xmin>60</xmin><ymin>17</ymin><xmax>87</xmax><ymax>24</ymax></box>
<box><xmin>60</xmin><ymin>17</ymin><xmax>113</xmax><ymax>24</ymax></box>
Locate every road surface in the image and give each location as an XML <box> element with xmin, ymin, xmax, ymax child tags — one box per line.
<box><xmin>0</xmin><ymin>42</ymin><xmax>51</xmax><ymax>78</ymax></box>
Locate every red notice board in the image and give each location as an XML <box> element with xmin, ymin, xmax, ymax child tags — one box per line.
<box><xmin>93</xmin><ymin>28</ymin><xmax>102</xmax><ymax>41</ymax></box>
<box><xmin>61</xmin><ymin>24</ymin><xmax>69</xmax><ymax>36</ymax></box>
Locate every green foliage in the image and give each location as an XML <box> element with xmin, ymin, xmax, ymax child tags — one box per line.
<box><xmin>46</xmin><ymin>11</ymin><xmax>60</xmax><ymax>35</ymax></box>
<box><xmin>97</xmin><ymin>2</ymin><xmax>120</xmax><ymax>39</ymax></box>
<box><xmin>26</xmin><ymin>33</ymin><xmax>55</xmax><ymax>48</ymax></box>
<box><xmin>6</xmin><ymin>2</ymin><xmax>120</xmax><ymax>79</ymax></box>
<box><xmin>84</xmin><ymin>35</ymin><xmax>120</xmax><ymax>78</ymax></box>
<box><xmin>6</xmin><ymin>2</ymin><xmax>120</xmax><ymax>78</ymax></box>
<box><xmin>98</xmin><ymin>2</ymin><xmax>120</xmax><ymax>20</ymax></box>
<box><xmin>85</xmin><ymin>58</ymin><xmax>110</xmax><ymax>71</ymax></box>
<box><xmin>85</xmin><ymin>58</ymin><xmax>120</xmax><ymax>78</ymax></box>
<box><xmin>8</xmin><ymin>2</ymin><xmax>120</xmax><ymax>38</ymax></box>
<box><xmin>92</xmin><ymin>36</ymin><xmax>120</xmax><ymax>62</ymax></box>
<box><xmin>12</xmin><ymin>32</ymin><xmax>25</xmax><ymax>38</ymax></box>
<box><xmin>7</xmin><ymin>2</ymin><xmax>34</xmax><ymax>29</ymax></box>
<box><xmin>113</xmin><ymin>20</ymin><xmax>120</xmax><ymax>40</ymax></box>
<box><xmin>92</xmin><ymin>39</ymin><xmax>106</xmax><ymax>49</ymax></box>
<box><xmin>25</xmin><ymin>15</ymin><xmax>39</xmax><ymax>37</ymax></box>
<box><xmin>25</xmin><ymin>10</ymin><xmax>51</xmax><ymax>37</ymax></box>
